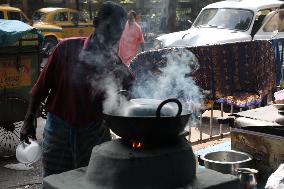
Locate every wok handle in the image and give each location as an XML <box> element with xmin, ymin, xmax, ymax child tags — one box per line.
<box><xmin>117</xmin><ymin>90</ymin><xmax>131</xmax><ymax>100</ymax></box>
<box><xmin>156</xmin><ymin>98</ymin><xmax>182</xmax><ymax>117</ymax></box>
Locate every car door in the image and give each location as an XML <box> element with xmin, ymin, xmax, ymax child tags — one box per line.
<box><xmin>78</xmin><ymin>12</ymin><xmax>93</xmax><ymax>37</ymax></box>
<box><xmin>70</xmin><ymin>11</ymin><xmax>93</xmax><ymax>37</ymax></box>
<box><xmin>69</xmin><ymin>11</ymin><xmax>80</xmax><ymax>37</ymax></box>
<box><xmin>7</xmin><ymin>10</ymin><xmax>31</xmax><ymax>25</ymax></box>
<box><xmin>53</xmin><ymin>11</ymin><xmax>73</xmax><ymax>38</ymax></box>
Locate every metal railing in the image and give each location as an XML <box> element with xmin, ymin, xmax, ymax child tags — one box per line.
<box><xmin>187</xmin><ymin>100</ymin><xmax>270</xmax><ymax>145</ymax></box>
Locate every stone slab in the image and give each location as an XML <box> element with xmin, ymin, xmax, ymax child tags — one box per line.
<box><xmin>44</xmin><ymin>167</ymin><xmax>240</xmax><ymax>189</ymax></box>
<box><xmin>234</xmin><ymin>105</ymin><xmax>283</xmax><ymax>123</ymax></box>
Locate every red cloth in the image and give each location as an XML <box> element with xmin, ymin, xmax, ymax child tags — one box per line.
<box><xmin>118</xmin><ymin>21</ymin><xmax>144</xmax><ymax>66</ymax></box>
<box><xmin>31</xmin><ymin>37</ymin><xmax>134</xmax><ymax>127</ymax></box>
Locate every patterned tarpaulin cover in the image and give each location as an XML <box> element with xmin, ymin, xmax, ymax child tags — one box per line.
<box><xmin>130</xmin><ymin>40</ymin><xmax>277</xmax><ymax>108</ymax></box>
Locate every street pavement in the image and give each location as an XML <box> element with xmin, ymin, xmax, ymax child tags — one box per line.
<box><xmin>0</xmin><ymin>118</ymin><xmax>45</xmax><ymax>189</ymax></box>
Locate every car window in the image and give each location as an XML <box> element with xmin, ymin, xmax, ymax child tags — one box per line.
<box><xmin>193</xmin><ymin>8</ymin><xmax>253</xmax><ymax>31</ymax></box>
<box><xmin>54</xmin><ymin>12</ymin><xmax>68</xmax><ymax>22</ymax></box>
<box><xmin>0</xmin><ymin>11</ymin><xmax>4</xmax><ymax>19</ymax></box>
<box><xmin>263</xmin><ymin>15</ymin><xmax>278</xmax><ymax>32</ymax></box>
<box><xmin>263</xmin><ymin>10</ymin><xmax>284</xmax><ymax>32</ymax></box>
<box><xmin>79</xmin><ymin>12</ymin><xmax>88</xmax><ymax>23</ymax></box>
<box><xmin>70</xmin><ymin>12</ymin><xmax>79</xmax><ymax>23</ymax></box>
<box><xmin>32</xmin><ymin>11</ymin><xmax>46</xmax><ymax>22</ymax></box>
<box><xmin>7</xmin><ymin>11</ymin><xmax>21</xmax><ymax>21</ymax></box>
<box><xmin>278</xmin><ymin>10</ymin><xmax>284</xmax><ymax>32</ymax></box>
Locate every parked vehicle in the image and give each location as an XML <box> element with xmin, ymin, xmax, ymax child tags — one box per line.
<box><xmin>32</xmin><ymin>7</ymin><xmax>93</xmax><ymax>56</ymax></box>
<box><xmin>0</xmin><ymin>5</ymin><xmax>31</xmax><ymax>25</ymax></box>
<box><xmin>154</xmin><ymin>0</ymin><xmax>284</xmax><ymax>49</ymax></box>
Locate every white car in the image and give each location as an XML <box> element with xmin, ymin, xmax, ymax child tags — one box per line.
<box><xmin>155</xmin><ymin>0</ymin><xmax>284</xmax><ymax>49</ymax></box>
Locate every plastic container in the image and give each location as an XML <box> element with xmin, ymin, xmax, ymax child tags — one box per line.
<box><xmin>16</xmin><ymin>139</ymin><xmax>42</xmax><ymax>165</ymax></box>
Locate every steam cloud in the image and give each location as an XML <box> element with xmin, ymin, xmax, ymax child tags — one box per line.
<box><xmin>78</xmin><ymin>42</ymin><xmax>133</xmax><ymax>115</ymax></box>
<box><xmin>131</xmin><ymin>48</ymin><xmax>204</xmax><ymax>112</ymax></box>
<box><xmin>79</xmin><ymin>45</ymin><xmax>203</xmax><ymax>116</ymax></box>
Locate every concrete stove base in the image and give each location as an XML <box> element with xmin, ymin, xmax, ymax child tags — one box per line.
<box><xmin>43</xmin><ymin>139</ymin><xmax>240</xmax><ymax>189</ymax></box>
<box><xmin>86</xmin><ymin>139</ymin><xmax>196</xmax><ymax>188</ymax></box>
<box><xmin>43</xmin><ymin>167</ymin><xmax>240</xmax><ymax>189</ymax></box>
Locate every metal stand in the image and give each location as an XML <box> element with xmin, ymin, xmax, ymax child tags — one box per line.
<box><xmin>199</xmin><ymin>111</ymin><xmax>203</xmax><ymax>142</ymax></box>
<box><xmin>209</xmin><ymin>105</ymin><xmax>213</xmax><ymax>138</ymax></box>
<box><xmin>219</xmin><ymin>103</ymin><xmax>224</xmax><ymax>138</ymax></box>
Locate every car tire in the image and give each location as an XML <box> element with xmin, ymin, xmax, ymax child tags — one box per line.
<box><xmin>42</xmin><ymin>36</ymin><xmax>57</xmax><ymax>57</ymax></box>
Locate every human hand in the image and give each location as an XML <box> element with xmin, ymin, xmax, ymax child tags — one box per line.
<box><xmin>20</xmin><ymin>115</ymin><xmax>37</xmax><ymax>144</ymax></box>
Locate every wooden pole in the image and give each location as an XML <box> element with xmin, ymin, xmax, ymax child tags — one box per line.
<box><xmin>22</xmin><ymin>0</ymin><xmax>28</xmax><ymax>15</ymax></box>
<box><xmin>75</xmin><ymin>0</ymin><xmax>80</xmax><ymax>11</ymax></box>
<box><xmin>166</xmin><ymin>0</ymin><xmax>177</xmax><ymax>33</ymax></box>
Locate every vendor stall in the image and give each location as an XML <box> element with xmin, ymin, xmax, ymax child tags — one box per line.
<box><xmin>0</xmin><ymin>19</ymin><xmax>42</xmax><ymax>157</ymax></box>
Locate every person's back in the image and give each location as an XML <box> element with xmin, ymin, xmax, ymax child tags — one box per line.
<box><xmin>35</xmin><ymin>37</ymin><xmax>107</xmax><ymax>126</ymax></box>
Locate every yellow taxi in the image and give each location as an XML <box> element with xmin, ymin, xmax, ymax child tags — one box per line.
<box><xmin>32</xmin><ymin>7</ymin><xmax>94</xmax><ymax>55</ymax></box>
<box><xmin>0</xmin><ymin>5</ymin><xmax>31</xmax><ymax>24</ymax></box>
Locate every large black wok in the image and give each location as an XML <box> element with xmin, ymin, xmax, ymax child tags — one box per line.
<box><xmin>103</xmin><ymin>98</ymin><xmax>191</xmax><ymax>142</ymax></box>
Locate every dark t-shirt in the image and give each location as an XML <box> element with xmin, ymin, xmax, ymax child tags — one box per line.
<box><xmin>31</xmin><ymin>37</ymin><xmax>134</xmax><ymax>127</ymax></box>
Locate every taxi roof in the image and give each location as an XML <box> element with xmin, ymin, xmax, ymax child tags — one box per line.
<box><xmin>205</xmin><ymin>0</ymin><xmax>284</xmax><ymax>11</ymax></box>
<box><xmin>37</xmin><ymin>7</ymin><xmax>77</xmax><ymax>13</ymax></box>
<box><xmin>0</xmin><ymin>5</ymin><xmax>21</xmax><ymax>12</ymax></box>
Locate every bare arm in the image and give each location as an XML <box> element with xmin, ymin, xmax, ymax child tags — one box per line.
<box><xmin>20</xmin><ymin>42</ymin><xmax>59</xmax><ymax>143</ymax></box>
<box><xmin>20</xmin><ymin>95</ymin><xmax>42</xmax><ymax>143</ymax></box>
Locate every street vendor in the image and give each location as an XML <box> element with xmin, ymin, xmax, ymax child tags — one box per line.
<box><xmin>20</xmin><ymin>1</ymin><xmax>134</xmax><ymax>177</ymax></box>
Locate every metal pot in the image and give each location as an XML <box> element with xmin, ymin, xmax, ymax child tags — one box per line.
<box><xmin>117</xmin><ymin>90</ymin><xmax>181</xmax><ymax>117</ymax></box>
<box><xmin>200</xmin><ymin>150</ymin><xmax>253</xmax><ymax>175</ymax></box>
<box><xmin>125</xmin><ymin>98</ymin><xmax>182</xmax><ymax>117</ymax></box>
<box><xmin>103</xmin><ymin>98</ymin><xmax>191</xmax><ymax>142</ymax></box>
<box><xmin>235</xmin><ymin>168</ymin><xmax>258</xmax><ymax>189</ymax></box>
